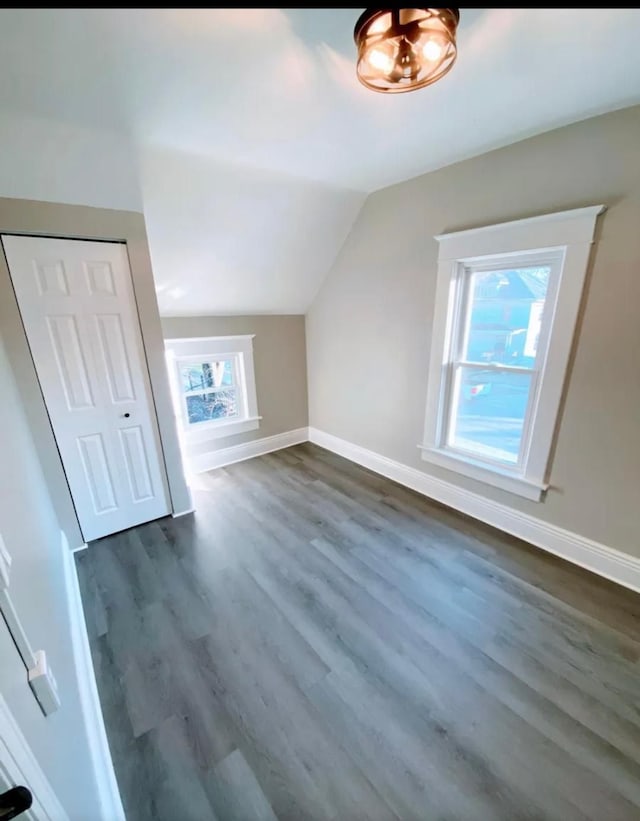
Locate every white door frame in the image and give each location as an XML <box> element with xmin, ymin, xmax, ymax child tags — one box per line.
<box><xmin>0</xmin><ymin>694</ymin><xmax>68</xmax><ymax>821</ymax></box>
<box><xmin>0</xmin><ymin>198</ymin><xmax>193</xmax><ymax>549</ymax></box>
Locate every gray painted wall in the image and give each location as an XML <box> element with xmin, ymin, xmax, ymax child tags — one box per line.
<box><xmin>0</xmin><ymin>338</ymin><xmax>101</xmax><ymax>818</ymax></box>
<box><xmin>162</xmin><ymin>315</ymin><xmax>308</xmax><ymax>454</ymax></box>
<box><xmin>307</xmin><ymin>105</ymin><xmax>640</xmax><ymax>559</ymax></box>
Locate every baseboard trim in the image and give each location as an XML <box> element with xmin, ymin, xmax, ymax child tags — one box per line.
<box><xmin>70</xmin><ymin>542</ymin><xmax>88</xmax><ymax>554</ymax></box>
<box><xmin>61</xmin><ymin>534</ymin><xmax>125</xmax><ymax>821</ymax></box>
<box><xmin>308</xmin><ymin>427</ymin><xmax>640</xmax><ymax>594</ymax></box>
<box><xmin>189</xmin><ymin>427</ymin><xmax>309</xmax><ymax>473</ymax></box>
<box><xmin>172</xmin><ymin>508</ymin><xmax>196</xmax><ymax>518</ymax></box>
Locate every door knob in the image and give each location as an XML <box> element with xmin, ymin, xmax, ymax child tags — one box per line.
<box><xmin>122</xmin><ymin>412</ymin><xmax>130</xmax><ymax>418</ymax></box>
<box><xmin>0</xmin><ymin>786</ymin><xmax>33</xmax><ymax>819</ymax></box>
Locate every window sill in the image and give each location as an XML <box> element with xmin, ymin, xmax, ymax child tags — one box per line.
<box><xmin>183</xmin><ymin>416</ymin><xmax>261</xmax><ymax>443</ymax></box>
<box><xmin>418</xmin><ymin>445</ymin><xmax>548</xmax><ymax>502</ymax></box>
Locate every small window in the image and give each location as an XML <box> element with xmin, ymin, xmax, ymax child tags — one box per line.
<box><xmin>165</xmin><ymin>336</ymin><xmax>260</xmax><ymax>441</ymax></box>
<box><xmin>421</xmin><ymin>206</ymin><xmax>604</xmax><ymax>500</ymax></box>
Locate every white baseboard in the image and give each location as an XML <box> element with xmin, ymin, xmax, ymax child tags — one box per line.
<box><xmin>0</xmin><ymin>693</ymin><xmax>68</xmax><ymax>821</ymax></box>
<box><xmin>189</xmin><ymin>427</ymin><xmax>309</xmax><ymax>473</ymax></box>
<box><xmin>61</xmin><ymin>534</ymin><xmax>125</xmax><ymax>821</ymax></box>
<box><xmin>308</xmin><ymin>427</ymin><xmax>640</xmax><ymax>594</ymax></box>
<box><xmin>70</xmin><ymin>542</ymin><xmax>88</xmax><ymax>554</ymax></box>
<box><xmin>172</xmin><ymin>507</ymin><xmax>196</xmax><ymax>518</ymax></box>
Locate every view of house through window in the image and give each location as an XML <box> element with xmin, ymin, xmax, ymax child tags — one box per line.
<box><xmin>449</xmin><ymin>264</ymin><xmax>551</xmax><ymax>465</ymax></box>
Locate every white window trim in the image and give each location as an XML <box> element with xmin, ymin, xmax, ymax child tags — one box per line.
<box><xmin>165</xmin><ymin>335</ymin><xmax>261</xmax><ymax>441</ymax></box>
<box><xmin>420</xmin><ymin>205</ymin><xmax>605</xmax><ymax>502</ymax></box>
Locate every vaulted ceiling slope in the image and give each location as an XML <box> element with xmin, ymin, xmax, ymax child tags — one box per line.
<box><xmin>0</xmin><ymin>9</ymin><xmax>639</xmax><ymax>314</ymax></box>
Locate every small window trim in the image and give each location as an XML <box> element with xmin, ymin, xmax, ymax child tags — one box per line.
<box><xmin>165</xmin><ymin>335</ymin><xmax>261</xmax><ymax>441</ymax></box>
<box><xmin>420</xmin><ymin>205</ymin><xmax>605</xmax><ymax>501</ymax></box>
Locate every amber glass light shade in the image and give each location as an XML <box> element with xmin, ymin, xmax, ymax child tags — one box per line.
<box><xmin>354</xmin><ymin>8</ymin><xmax>459</xmax><ymax>93</ymax></box>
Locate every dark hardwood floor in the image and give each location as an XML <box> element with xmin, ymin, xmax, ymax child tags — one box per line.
<box><xmin>76</xmin><ymin>443</ymin><xmax>640</xmax><ymax>821</ymax></box>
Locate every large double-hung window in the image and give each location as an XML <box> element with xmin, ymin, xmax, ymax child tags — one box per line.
<box><xmin>421</xmin><ymin>206</ymin><xmax>604</xmax><ymax>501</ymax></box>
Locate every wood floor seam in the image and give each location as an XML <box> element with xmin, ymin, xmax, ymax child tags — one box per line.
<box><xmin>76</xmin><ymin>443</ymin><xmax>640</xmax><ymax>821</ymax></box>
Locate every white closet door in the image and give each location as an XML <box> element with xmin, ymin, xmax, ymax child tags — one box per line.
<box><xmin>2</xmin><ymin>235</ymin><xmax>170</xmax><ymax>541</ymax></box>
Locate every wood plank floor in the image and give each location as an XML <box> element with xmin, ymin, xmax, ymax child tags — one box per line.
<box><xmin>76</xmin><ymin>443</ymin><xmax>640</xmax><ymax>821</ymax></box>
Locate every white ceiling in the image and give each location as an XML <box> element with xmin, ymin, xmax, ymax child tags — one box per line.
<box><xmin>1</xmin><ymin>8</ymin><xmax>640</xmax><ymax>313</ymax></box>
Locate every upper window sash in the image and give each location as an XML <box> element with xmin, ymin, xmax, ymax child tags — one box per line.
<box><xmin>178</xmin><ymin>357</ymin><xmax>239</xmax><ymax>399</ymax></box>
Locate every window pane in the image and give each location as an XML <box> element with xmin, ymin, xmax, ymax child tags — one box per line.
<box><xmin>181</xmin><ymin>360</ymin><xmax>233</xmax><ymax>392</ymax></box>
<box><xmin>185</xmin><ymin>389</ymin><xmax>238</xmax><ymax>425</ymax></box>
<box><xmin>462</xmin><ymin>267</ymin><xmax>550</xmax><ymax>367</ymax></box>
<box><xmin>449</xmin><ymin>368</ymin><xmax>532</xmax><ymax>465</ymax></box>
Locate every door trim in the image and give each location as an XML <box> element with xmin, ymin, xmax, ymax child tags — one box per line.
<box><xmin>0</xmin><ymin>197</ymin><xmax>192</xmax><ymax>548</ymax></box>
<box><xmin>0</xmin><ymin>694</ymin><xmax>68</xmax><ymax>821</ymax></box>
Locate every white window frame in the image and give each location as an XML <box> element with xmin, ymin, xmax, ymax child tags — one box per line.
<box><xmin>420</xmin><ymin>205</ymin><xmax>605</xmax><ymax>501</ymax></box>
<box><xmin>165</xmin><ymin>335</ymin><xmax>261</xmax><ymax>441</ymax></box>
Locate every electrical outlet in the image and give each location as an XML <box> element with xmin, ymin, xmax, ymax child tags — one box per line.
<box><xmin>28</xmin><ymin>650</ymin><xmax>60</xmax><ymax>716</ymax></box>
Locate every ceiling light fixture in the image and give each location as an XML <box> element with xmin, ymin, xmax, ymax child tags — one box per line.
<box><xmin>354</xmin><ymin>8</ymin><xmax>460</xmax><ymax>94</ymax></box>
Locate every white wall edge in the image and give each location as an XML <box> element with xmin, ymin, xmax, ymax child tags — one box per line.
<box><xmin>61</xmin><ymin>533</ymin><xmax>125</xmax><ymax>821</ymax></box>
<box><xmin>190</xmin><ymin>427</ymin><xmax>309</xmax><ymax>473</ymax></box>
<box><xmin>172</xmin><ymin>508</ymin><xmax>196</xmax><ymax>518</ymax></box>
<box><xmin>0</xmin><ymin>693</ymin><xmax>69</xmax><ymax>821</ymax></box>
<box><xmin>308</xmin><ymin>427</ymin><xmax>640</xmax><ymax>595</ymax></box>
<box><xmin>70</xmin><ymin>543</ymin><xmax>88</xmax><ymax>554</ymax></box>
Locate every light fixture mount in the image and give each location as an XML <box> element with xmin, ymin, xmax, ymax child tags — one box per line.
<box><xmin>354</xmin><ymin>8</ymin><xmax>460</xmax><ymax>94</ymax></box>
